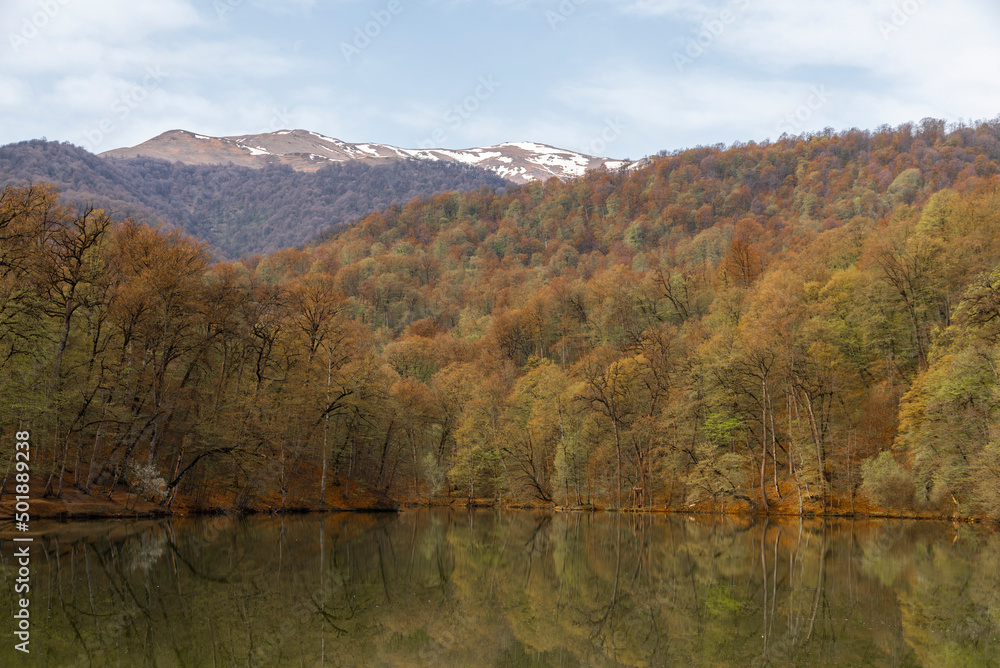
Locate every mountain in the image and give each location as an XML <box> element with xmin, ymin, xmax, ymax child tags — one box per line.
<box><xmin>100</xmin><ymin>129</ymin><xmax>631</xmax><ymax>184</ymax></box>
<box><xmin>0</xmin><ymin>139</ymin><xmax>509</xmax><ymax>260</ymax></box>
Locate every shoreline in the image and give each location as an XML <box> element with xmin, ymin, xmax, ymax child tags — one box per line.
<box><xmin>2</xmin><ymin>492</ymin><xmax>994</xmax><ymax>526</ymax></box>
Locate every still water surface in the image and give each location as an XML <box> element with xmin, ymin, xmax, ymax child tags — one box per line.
<box><xmin>1</xmin><ymin>511</ymin><xmax>998</xmax><ymax>666</ymax></box>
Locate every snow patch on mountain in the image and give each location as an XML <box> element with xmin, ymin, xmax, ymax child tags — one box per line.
<box><xmin>101</xmin><ymin>129</ymin><xmax>636</xmax><ymax>184</ymax></box>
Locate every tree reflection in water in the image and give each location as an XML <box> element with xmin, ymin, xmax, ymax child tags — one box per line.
<box><xmin>0</xmin><ymin>511</ymin><xmax>997</xmax><ymax>666</ymax></box>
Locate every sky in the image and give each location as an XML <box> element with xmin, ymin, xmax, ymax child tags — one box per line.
<box><xmin>2</xmin><ymin>0</ymin><xmax>1000</xmax><ymax>160</ymax></box>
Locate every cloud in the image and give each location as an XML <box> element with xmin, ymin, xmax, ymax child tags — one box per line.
<box><xmin>249</xmin><ymin>0</ymin><xmax>317</xmax><ymax>16</ymax></box>
<box><xmin>3</xmin><ymin>0</ymin><xmax>1000</xmax><ymax>160</ymax></box>
<box><xmin>0</xmin><ymin>74</ymin><xmax>29</xmax><ymax>108</ymax></box>
<box><xmin>549</xmin><ymin>0</ymin><xmax>1000</xmax><ymax>149</ymax></box>
<box><xmin>0</xmin><ymin>0</ymin><xmax>308</xmax><ymax>151</ymax></box>
<box><xmin>612</xmin><ymin>0</ymin><xmax>702</xmax><ymax>17</ymax></box>
<box><xmin>555</xmin><ymin>68</ymin><xmax>811</xmax><ymax>128</ymax></box>
<box><xmin>1</xmin><ymin>0</ymin><xmax>202</xmax><ymax>46</ymax></box>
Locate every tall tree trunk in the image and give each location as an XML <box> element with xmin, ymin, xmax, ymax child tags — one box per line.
<box><xmin>319</xmin><ymin>353</ymin><xmax>332</xmax><ymax>505</ymax></box>
<box><xmin>768</xmin><ymin>386</ymin><xmax>781</xmax><ymax>500</ymax></box>
<box><xmin>84</xmin><ymin>406</ymin><xmax>108</xmax><ymax>494</ymax></box>
<box><xmin>55</xmin><ymin>431</ymin><xmax>70</xmax><ymax>497</ymax></box>
<box><xmin>320</xmin><ymin>417</ymin><xmax>328</xmax><ymax>505</ymax></box>
<box><xmin>280</xmin><ymin>441</ymin><xmax>287</xmax><ymax>510</ymax></box>
<box><xmin>611</xmin><ymin>417</ymin><xmax>623</xmax><ymax>510</ymax></box>
<box><xmin>759</xmin><ymin>378</ymin><xmax>769</xmax><ymax>512</ymax></box>
<box><xmin>410</xmin><ymin>433</ymin><xmax>420</xmax><ymax>501</ymax></box>
<box><xmin>802</xmin><ymin>390</ymin><xmax>826</xmax><ymax>512</ymax></box>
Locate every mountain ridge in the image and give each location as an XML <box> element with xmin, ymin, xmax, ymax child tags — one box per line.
<box><xmin>100</xmin><ymin>129</ymin><xmax>632</xmax><ymax>184</ymax></box>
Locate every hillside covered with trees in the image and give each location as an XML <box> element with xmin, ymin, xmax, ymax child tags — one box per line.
<box><xmin>0</xmin><ymin>140</ymin><xmax>509</xmax><ymax>260</ymax></box>
<box><xmin>4</xmin><ymin>118</ymin><xmax>1000</xmax><ymax>519</ymax></box>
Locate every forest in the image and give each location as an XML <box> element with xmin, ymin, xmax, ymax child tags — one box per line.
<box><xmin>0</xmin><ymin>139</ymin><xmax>509</xmax><ymax>260</ymax></box>
<box><xmin>3</xmin><ymin>117</ymin><xmax>1000</xmax><ymax>518</ymax></box>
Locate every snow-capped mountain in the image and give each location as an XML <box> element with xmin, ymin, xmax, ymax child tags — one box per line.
<box><xmin>100</xmin><ymin>129</ymin><xmax>631</xmax><ymax>184</ymax></box>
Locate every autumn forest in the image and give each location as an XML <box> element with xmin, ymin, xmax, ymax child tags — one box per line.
<box><xmin>4</xmin><ymin>118</ymin><xmax>1000</xmax><ymax>520</ymax></box>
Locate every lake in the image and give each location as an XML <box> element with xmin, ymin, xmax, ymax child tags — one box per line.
<box><xmin>1</xmin><ymin>511</ymin><xmax>997</xmax><ymax>666</ymax></box>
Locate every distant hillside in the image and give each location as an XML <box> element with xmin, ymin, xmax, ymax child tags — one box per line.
<box><xmin>0</xmin><ymin>140</ymin><xmax>509</xmax><ymax>259</ymax></box>
<box><xmin>101</xmin><ymin>129</ymin><xmax>632</xmax><ymax>184</ymax></box>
